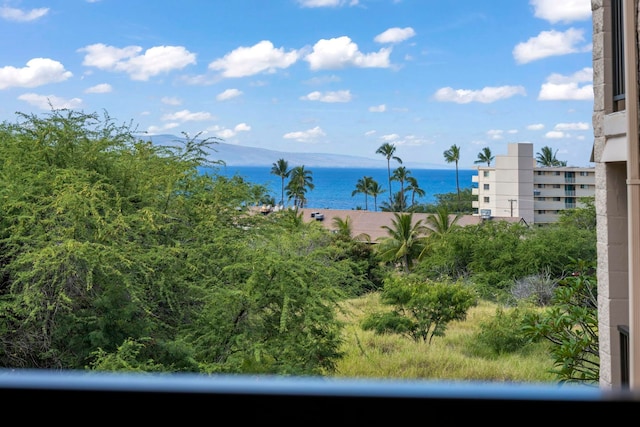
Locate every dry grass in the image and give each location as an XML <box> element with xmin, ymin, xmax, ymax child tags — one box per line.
<box><xmin>331</xmin><ymin>292</ymin><xmax>557</xmax><ymax>384</ymax></box>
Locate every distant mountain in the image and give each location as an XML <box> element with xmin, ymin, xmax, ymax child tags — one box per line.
<box><xmin>144</xmin><ymin>134</ymin><xmax>446</xmax><ymax>169</ymax></box>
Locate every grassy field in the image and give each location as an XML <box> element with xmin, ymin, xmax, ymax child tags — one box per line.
<box><xmin>331</xmin><ymin>292</ymin><xmax>558</xmax><ymax>384</ymax></box>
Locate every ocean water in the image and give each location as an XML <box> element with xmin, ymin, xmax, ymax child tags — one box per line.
<box><xmin>205</xmin><ymin>166</ymin><xmax>476</xmax><ymax>210</ymax></box>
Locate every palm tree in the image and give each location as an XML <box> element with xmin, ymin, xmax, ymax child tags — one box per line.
<box><xmin>405</xmin><ymin>176</ymin><xmax>425</xmax><ymax>207</ymax></box>
<box><xmin>285</xmin><ymin>165</ymin><xmax>314</xmax><ymax>208</ymax></box>
<box><xmin>331</xmin><ymin>216</ymin><xmax>371</xmax><ymax>242</ymax></box>
<box><xmin>367</xmin><ymin>179</ymin><xmax>386</xmax><ymax>212</ymax></box>
<box><xmin>270</xmin><ymin>158</ymin><xmax>290</xmax><ymax>207</ymax></box>
<box><xmin>536</xmin><ymin>146</ymin><xmax>567</xmax><ymax>167</ymax></box>
<box><xmin>474</xmin><ymin>147</ymin><xmax>494</xmax><ymax>167</ymax></box>
<box><xmin>391</xmin><ymin>166</ymin><xmax>411</xmax><ymax>211</ymax></box>
<box><xmin>443</xmin><ymin>144</ymin><xmax>461</xmax><ymax>211</ymax></box>
<box><xmin>376</xmin><ymin>143</ymin><xmax>402</xmax><ymax>205</ymax></box>
<box><xmin>425</xmin><ymin>206</ymin><xmax>462</xmax><ymax>236</ymax></box>
<box><xmin>419</xmin><ymin>206</ymin><xmax>462</xmax><ymax>260</ymax></box>
<box><xmin>376</xmin><ymin>212</ymin><xmax>429</xmax><ymax>273</ymax></box>
<box><xmin>352</xmin><ymin>176</ymin><xmax>373</xmax><ymax>210</ymax></box>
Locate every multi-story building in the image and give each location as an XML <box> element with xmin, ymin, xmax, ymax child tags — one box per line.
<box><xmin>592</xmin><ymin>0</ymin><xmax>640</xmax><ymax>390</ymax></box>
<box><xmin>471</xmin><ymin>142</ymin><xmax>595</xmax><ymax>226</ymax></box>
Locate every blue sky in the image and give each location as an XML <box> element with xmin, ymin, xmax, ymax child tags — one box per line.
<box><xmin>0</xmin><ymin>0</ymin><xmax>594</xmax><ymax>168</ymax></box>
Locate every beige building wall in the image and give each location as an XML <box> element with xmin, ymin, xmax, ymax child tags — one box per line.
<box><xmin>473</xmin><ymin>142</ymin><xmax>593</xmax><ymax>226</ymax></box>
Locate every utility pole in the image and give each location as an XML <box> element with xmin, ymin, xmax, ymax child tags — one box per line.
<box><xmin>508</xmin><ymin>199</ymin><xmax>516</xmax><ymax>217</ymax></box>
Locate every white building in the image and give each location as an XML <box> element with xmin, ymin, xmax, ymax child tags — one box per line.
<box><xmin>472</xmin><ymin>143</ymin><xmax>595</xmax><ymax>226</ymax></box>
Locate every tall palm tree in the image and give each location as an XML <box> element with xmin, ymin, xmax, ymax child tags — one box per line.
<box><xmin>391</xmin><ymin>166</ymin><xmax>411</xmax><ymax>212</ymax></box>
<box><xmin>536</xmin><ymin>146</ymin><xmax>567</xmax><ymax>167</ymax></box>
<box><xmin>405</xmin><ymin>176</ymin><xmax>425</xmax><ymax>207</ymax></box>
<box><xmin>367</xmin><ymin>179</ymin><xmax>386</xmax><ymax>212</ymax></box>
<box><xmin>376</xmin><ymin>143</ymin><xmax>402</xmax><ymax>206</ymax></box>
<box><xmin>376</xmin><ymin>212</ymin><xmax>429</xmax><ymax>273</ymax></box>
<box><xmin>352</xmin><ymin>176</ymin><xmax>373</xmax><ymax>210</ymax></box>
<box><xmin>443</xmin><ymin>144</ymin><xmax>461</xmax><ymax>211</ymax></box>
<box><xmin>270</xmin><ymin>158</ymin><xmax>290</xmax><ymax>207</ymax></box>
<box><xmin>285</xmin><ymin>165</ymin><xmax>314</xmax><ymax>208</ymax></box>
<box><xmin>474</xmin><ymin>147</ymin><xmax>494</xmax><ymax>167</ymax></box>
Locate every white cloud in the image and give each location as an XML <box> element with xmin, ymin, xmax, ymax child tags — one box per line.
<box><xmin>214</xmin><ymin>123</ymin><xmax>251</xmax><ymax>139</ymax></box>
<box><xmin>554</xmin><ymin>122</ymin><xmax>589</xmax><ymax>131</ymax></box>
<box><xmin>217</xmin><ymin>88</ymin><xmax>243</xmax><ymax>101</ymax></box>
<box><xmin>538</xmin><ymin>67</ymin><xmax>593</xmax><ymax>101</ymax></box>
<box><xmin>527</xmin><ymin>123</ymin><xmax>545</xmax><ymax>130</ymax></box>
<box><xmin>300</xmin><ymin>90</ymin><xmax>351</xmax><ymax>102</ymax></box>
<box><xmin>0</xmin><ymin>58</ymin><xmax>72</xmax><ymax>89</ymax></box>
<box><xmin>305</xmin><ymin>36</ymin><xmax>391</xmax><ymax>70</ymax></box>
<box><xmin>374</xmin><ymin>27</ymin><xmax>416</xmax><ymax>44</ymax></box>
<box><xmin>18</xmin><ymin>93</ymin><xmax>82</xmax><ymax>110</ymax></box>
<box><xmin>161</xmin><ymin>97</ymin><xmax>182</xmax><ymax>105</ymax></box>
<box><xmin>296</xmin><ymin>0</ymin><xmax>358</xmax><ymax>8</ymax></box>
<box><xmin>369</xmin><ymin>104</ymin><xmax>386</xmax><ymax>112</ymax></box>
<box><xmin>513</xmin><ymin>28</ymin><xmax>588</xmax><ymax>64</ymax></box>
<box><xmin>79</xmin><ymin>43</ymin><xmax>196</xmax><ymax>81</ymax></box>
<box><xmin>84</xmin><ymin>83</ymin><xmax>112</xmax><ymax>93</ymax></box>
<box><xmin>283</xmin><ymin>126</ymin><xmax>326</xmax><ymax>142</ymax></box>
<box><xmin>433</xmin><ymin>85</ymin><xmax>526</xmax><ymax>104</ymax></box>
<box><xmin>380</xmin><ymin>133</ymin><xmax>400</xmax><ymax>142</ymax></box>
<box><xmin>545</xmin><ymin>130</ymin><xmax>568</xmax><ymax>139</ymax></box>
<box><xmin>530</xmin><ymin>0</ymin><xmax>591</xmax><ymax>24</ymax></box>
<box><xmin>208</xmin><ymin>41</ymin><xmax>299</xmax><ymax>78</ymax></box>
<box><xmin>161</xmin><ymin>110</ymin><xmax>215</xmax><ymax>122</ymax></box>
<box><xmin>0</xmin><ymin>6</ymin><xmax>48</xmax><ymax>22</ymax></box>
<box><xmin>487</xmin><ymin>129</ymin><xmax>504</xmax><ymax>140</ymax></box>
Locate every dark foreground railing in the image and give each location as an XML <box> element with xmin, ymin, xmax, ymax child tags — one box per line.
<box><xmin>1</xmin><ymin>369</ymin><xmax>638</xmax><ymax>420</ymax></box>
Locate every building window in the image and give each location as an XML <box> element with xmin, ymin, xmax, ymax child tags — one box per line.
<box><xmin>579</xmin><ymin>171</ymin><xmax>589</xmax><ymax>176</ymax></box>
<box><xmin>612</xmin><ymin>0</ymin><xmax>625</xmax><ymax>111</ymax></box>
<box><xmin>537</xmin><ymin>210</ymin><xmax>546</xmax><ymax>214</ymax></box>
<box><xmin>553</xmin><ymin>197</ymin><xmax>561</xmax><ymax>201</ymax></box>
<box><xmin>537</xmin><ymin>171</ymin><xmax>544</xmax><ymax>176</ymax></box>
<box><xmin>483</xmin><ymin>184</ymin><xmax>490</xmax><ymax>190</ymax></box>
<box><xmin>553</xmin><ymin>184</ymin><xmax>561</xmax><ymax>189</ymax></box>
<box><xmin>565</xmin><ymin>171</ymin><xmax>575</xmax><ymax>182</ymax></box>
<box><xmin>580</xmin><ymin>184</ymin><xmax>588</xmax><ymax>189</ymax></box>
<box><xmin>537</xmin><ymin>197</ymin><xmax>545</xmax><ymax>201</ymax></box>
<box><xmin>554</xmin><ymin>171</ymin><xmax>561</xmax><ymax>176</ymax></box>
<box><xmin>483</xmin><ymin>171</ymin><xmax>490</xmax><ymax>177</ymax></box>
<box><xmin>537</xmin><ymin>184</ymin><xmax>545</xmax><ymax>188</ymax></box>
<box><xmin>484</xmin><ymin>197</ymin><xmax>490</xmax><ymax>203</ymax></box>
<box><xmin>565</xmin><ymin>198</ymin><xmax>576</xmax><ymax>208</ymax></box>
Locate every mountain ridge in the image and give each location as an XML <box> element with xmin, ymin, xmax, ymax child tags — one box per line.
<box><xmin>145</xmin><ymin>134</ymin><xmax>448</xmax><ymax>169</ymax></box>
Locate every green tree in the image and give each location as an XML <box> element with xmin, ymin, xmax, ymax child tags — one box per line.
<box><xmin>352</xmin><ymin>176</ymin><xmax>373</xmax><ymax>211</ymax></box>
<box><xmin>285</xmin><ymin>165</ymin><xmax>314</xmax><ymax>208</ymax></box>
<box><xmin>405</xmin><ymin>176</ymin><xmax>425</xmax><ymax>208</ymax></box>
<box><xmin>443</xmin><ymin>144</ymin><xmax>461</xmax><ymax>210</ymax></box>
<box><xmin>367</xmin><ymin>179</ymin><xmax>386</xmax><ymax>212</ymax></box>
<box><xmin>536</xmin><ymin>146</ymin><xmax>567</xmax><ymax>167</ymax></box>
<box><xmin>270</xmin><ymin>158</ymin><xmax>290</xmax><ymax>207</ymax></box>
<box><xmin>0</xmin><ymin>109</ymin><xmax>353</xmax><ymax>375</ymax></box>
<box><xmin>331</xmin><ymin>216</ymin><xmax>371</xmax><ymax>243</ymax></box>
<box><xmin>521</xmin><ymin>260</ymin><xmax>598</xmax><ymax>384</ymax></box>
<box><xmin>376</xmin><ymin>212</ymin><xmax>429</xmax><ymax>273</ymax></box>
<box><xmin>425</xmin><ymin>206</ymin><xmax>462</xmax><ymax>236</ymax></box>
<box><xmin>391</xmin><ymin>166</ymin><xmax>411</xmax><ymax>212</ymax></box>
<box><xmin>376</xmin><ymin>143</ymin><xmax>402</xmax><ymax>206</ymax></box>
<box><xmin>474</xmin><ymin>147</ymin><xmax>494</xmax><ymax>166</ymax></box>
<box><xmin>558</xmin><ymin>196</ymin><xmax>596</xmax><ymax>231</ymax></box>
<box><xmin>361</xmin><ymin>275</ymin><xmax>477</xmax><ymax>343</ymax></box>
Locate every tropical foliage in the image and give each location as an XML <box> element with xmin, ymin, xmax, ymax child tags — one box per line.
<box><xmin>0</xmin><ymin>109</ymin><xmax>599</xmax><ymax>383</ymax></box>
